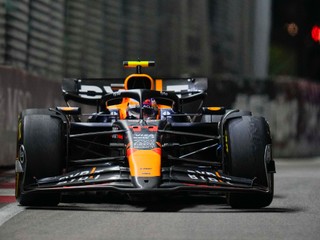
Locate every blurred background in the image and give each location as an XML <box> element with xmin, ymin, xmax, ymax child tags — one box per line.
<box><xmin>0</xmin><ymin>0</ymin><xmax>319</xmax><ymax>166</ymax></box>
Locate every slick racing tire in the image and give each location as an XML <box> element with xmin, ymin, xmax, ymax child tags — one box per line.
<box><xmin>225</xmin><ymin>116</ymin><xmax>274</xmax><ymax>208</ymax></box>
<box><xmin>16</xmin><ymin>111</ymin><xmax>64</xmax><ymax>206</ymax></box>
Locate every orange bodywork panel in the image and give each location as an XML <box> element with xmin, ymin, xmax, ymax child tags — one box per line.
<box><xmin>107</xmin><ymin>98</ymin><xmax>133</xmax><ymax>119</ymax></box>
<box><xmin>127</xmin><ymin>148</ymin><xmax>161</xmax><ymax>177</ymax></box>
<box><xmin>124</xmin><ymin>74</ymin><xmax>155</xmax><ymax>90</ymax></box>
<box><xmin>155</xmin><ymin>79</ymin><xmax>163</xmax><ymax>91</ymax></box>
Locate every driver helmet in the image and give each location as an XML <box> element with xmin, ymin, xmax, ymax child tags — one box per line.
<box><xmin>142</xmin><ymin>98</ymin><xmax>158</xmax><ymax>120</ymax></box>
<box><xmin>126</xmin><ymin>98</ymin><xmax>158</xmax><ymax>119</ymax></box>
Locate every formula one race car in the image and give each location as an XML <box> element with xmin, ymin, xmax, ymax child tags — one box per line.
<box><xmin>15</xmin><ymin>61</ymin><xmax>275</xmax><ymax>208</ymax></box>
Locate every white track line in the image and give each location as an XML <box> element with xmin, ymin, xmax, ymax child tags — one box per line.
<box><xmin>0</xmin><ymin>188</ymin><xmax>15</xmax><ymax>196</ymax></box>
<box><xmin>0</xmin><ymin>203</ymin><xmax>24</xmax><ymax>226</ymax></box>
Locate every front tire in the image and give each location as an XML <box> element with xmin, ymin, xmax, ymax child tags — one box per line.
<box><xmin>16</xmin><ymin>111</ymin><xmax>64</xmax><ymax>206</ymax></box>
<box><xmin>225</xmin><ymin>116</ymin><xmax>274</xmax><ymax>208</ymax></box>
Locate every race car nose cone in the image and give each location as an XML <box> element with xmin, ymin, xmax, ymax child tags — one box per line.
<box><xmin>131</xmin><ymin>176</ymin><xmax>161</xmax><ymax>189</ymax></box>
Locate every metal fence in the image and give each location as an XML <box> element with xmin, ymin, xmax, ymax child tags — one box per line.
<box><xmin>1</xmin><ymin>0</ymin><xmax>262</xmax><ymax>80</ymax></box>
<box><xmin>1</xmin><ymin>0</ymin><xmax>165</xmax><ymax>80</ymax></box>
<box><xmin>2</xmin><ymin>0</ymin><xmax>64</xmax><ymax>79</ymax></box>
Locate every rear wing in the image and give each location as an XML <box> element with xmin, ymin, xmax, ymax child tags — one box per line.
<box><xmin>62</xmin><ymin>77</ymin><xmax>208</xmax><ymax>106</ymax></box>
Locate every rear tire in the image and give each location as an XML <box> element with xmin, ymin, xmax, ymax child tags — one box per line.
<box><xmin>225</xmin><ymin>116</ymin><xmax>274</xmax><ymax>208</ymax></box>
<box><xmin>16</xmin><ymin>111</ymin><xmax>64</xmax><ymax>206</ymax></box>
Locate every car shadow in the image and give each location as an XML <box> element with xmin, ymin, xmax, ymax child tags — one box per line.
<box><xmin>25</xmin><ymin>192</ymin><xmax>302</xmax><ymax>214</ymax></box>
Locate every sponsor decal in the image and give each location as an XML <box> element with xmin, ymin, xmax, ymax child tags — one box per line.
<box><xmin>57</xmin><ymin>168</ymin><xmax>103</xmax><ymax>185</ymax></box>
<box><xmin>128</xmin><ymin>126</ymin><xmax>159</xmax><ymax>149</ymax></box>
<box><xmin>79</xmin><ymin>84</ymin><xmax>113</xmax><ymax>99</ymax></box>
<box><xmin>167</xmin><ymin>85</ymin><xmax>189</xmax><ymax>92</ymax></box>
<box><xmin>160</xmin><ymin>91</ymin><xmax>168</xmax><ymax>96</ymax></box>
<box><xmin>187</xmin><ymin>169</ymin><xmax>231</xmax><ymax>183</ymax></box>
<box><xmin>132</xmin><ymin>133</ymin><xmax>156</xmax><ymax>149</ymax></box>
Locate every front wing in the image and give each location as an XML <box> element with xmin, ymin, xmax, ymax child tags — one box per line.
<box><xmin>22</xmin><ymin>165</ymin><xmax>271</xmax><ymax>195</ymax></box>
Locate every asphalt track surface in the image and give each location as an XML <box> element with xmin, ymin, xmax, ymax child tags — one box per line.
<box><xmin>0</xmin><ymin>158</ymin><xmax>319</xmax><ymax>240</ymax></box>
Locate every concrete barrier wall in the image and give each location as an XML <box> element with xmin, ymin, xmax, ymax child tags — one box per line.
<box><xmin>1</xmin><ymin>67</ymin><xmax>320</xmax><ymax>166</ymax></box>
<box><xmin>207</xmin><ymin>75</ymin><xmax>320</xmax><ymax>157</ymax></box>
<box><xmin>0</xmin><ymin>67</ymin><xmax>63</xmax><ymax>166</ymax></box>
